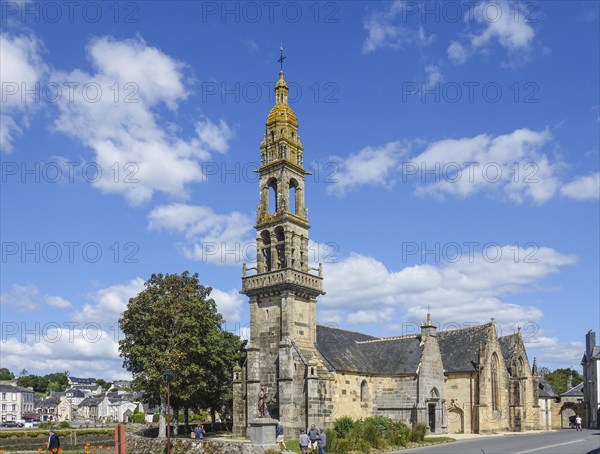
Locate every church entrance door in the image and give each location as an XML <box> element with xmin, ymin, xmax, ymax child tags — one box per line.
<box><xmin>428</xmin><ymin>404</ymin><xmax>436</xmax><ymax>432</ymax></box>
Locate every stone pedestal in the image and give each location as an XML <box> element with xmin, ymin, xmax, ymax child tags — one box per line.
<box><xmin>249</xmin><ymin>418</ymin><xmax>278</xmax><ymax>445</ymax></box>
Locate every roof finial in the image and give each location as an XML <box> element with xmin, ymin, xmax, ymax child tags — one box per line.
<box><xmin>278</xmin><ymin>43</ymin><xmax>286</xmax><ymax>71</ymax></box>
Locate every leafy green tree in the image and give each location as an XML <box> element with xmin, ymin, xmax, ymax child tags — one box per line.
<box><xmin>119</xmin><ymin>272</ymin><xmax>245</xmax><ymax>438</ymax></box>
<box><xmin>0</xmin><ymin>368</ymin><xmax>14</xmax><ymax>380</ymax></box>
<box><xmin>44</xmin><ymin>372</ymin><xmax>70</xmax><ymax>393</ymax></box>
<box><xmin>544</xmin><ymin>367</ymin><xmax>583</xmax><ymax>394</ymax></box>
<box><xmin>96</xmin><ymin>379</ymin><xmax>112</xmax><ymax>390</ymax></box>
<box><xmin>17</xmin><ymin>374</ymin><xmax>40</xmax><ymax>391</ymax></box>
<box><xmin>17</xmin><ymin>372</ymin><xmax>69</xmax><ymax>394</ymax></box>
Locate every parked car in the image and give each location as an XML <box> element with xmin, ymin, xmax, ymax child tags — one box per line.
<box><xmin>1</xmin><ymin>421</ymin><xmax>24</xmax><ymax>428</ymax></box>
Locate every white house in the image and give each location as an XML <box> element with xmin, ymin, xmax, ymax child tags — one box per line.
<box><xmin>0</xmin><ymin>382</ymin><xmax>35</xmax><ymax>422</ymax></box>
<box><xmin>65</xmin><ymin>388</ymin><xmax>86</xmax><ymax>408</ymax></box>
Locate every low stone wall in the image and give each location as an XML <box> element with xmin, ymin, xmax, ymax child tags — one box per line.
<box><xmin>0</xmin><ymin>430</ymin><xmax>113</xmax><ymax>452</ymax></box>
<box><xmin>126</xmin><ymin>432</ymin><xmax>278</xmax><ymax>454</ymax></box>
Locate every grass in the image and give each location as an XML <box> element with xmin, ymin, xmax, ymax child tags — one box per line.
<box><xmin>424</xmin><ymin>436</ymin><xmax>455</xmax><ymax>443</ymax></box>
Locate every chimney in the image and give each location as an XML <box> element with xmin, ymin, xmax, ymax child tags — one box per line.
<box><xmin>567</xmin><ymin>373</ymin><xmax>573</xmax><ymax>391</ymax></box>
<box><xmin>586</xmin><ymin>330</ymin><xmax>596</xmax><ymax>359</ymax></box>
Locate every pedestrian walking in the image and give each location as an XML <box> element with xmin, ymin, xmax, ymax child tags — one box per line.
<box><xmin>276</xmin><ymin>421</ymin><xmax>287</xmax><ymax>450</ymax></box>
<box><xmin>317</xmin><ymin>428</ymin><xmax>326</xmax><ymax>454</ymax></box>
<box><xmin>575</xmin><ymin>415</ymin><xmax>582</xmax><ymax>431</ymax></box>
<box><xmin>47</xmin><ymin>430</ymin><xmax>60</xmax><ymax>452</ymax></box>
<box><xmin>308</xmin><ymin>424</ymin><xmax>319</xmax><ymax>453</ymax></box>
<box><xmin>299</xmin><ymin>429</ymin><xmax>310</xmax><ymax>454</ymax></box>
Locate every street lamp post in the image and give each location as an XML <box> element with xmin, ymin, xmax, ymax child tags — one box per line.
<box><xmin>161</xmin><ymin>369</ymin><xmax>175</xmax><ymax>454</ymax></box>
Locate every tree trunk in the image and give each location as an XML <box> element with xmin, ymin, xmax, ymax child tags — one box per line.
<box><xmin>158</xmin><ymin>394</ymin><xmax>166</xmax><ymax>439</ymax></box>
<box><xmin>211</xmin><ymin>408</ymin><xmax>216</xmax><ymax>431</ymax></box>
<box><xmin>184</xmin><ymin>407</ymin><xmax>190</xmax><ymax>433</ymax></box>
<box><xmin>173</xmin><ymin>407</ymin><xmax>179</xmax><ymax>436</ymax></box>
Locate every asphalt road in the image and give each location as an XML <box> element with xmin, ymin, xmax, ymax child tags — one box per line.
<box><xmin>397</xmin><ymin>429</ymin><xmax>600</xmax><ymax>454</ymax></box>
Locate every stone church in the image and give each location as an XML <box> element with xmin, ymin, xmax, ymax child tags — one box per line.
<box><xmin>232</xmin><ymin>69</ymin><xmax>542</xmax><ymax>436</ymax></box>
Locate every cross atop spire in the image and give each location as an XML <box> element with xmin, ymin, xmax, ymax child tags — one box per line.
<box><xmin>278</xmin><ymin>43</ymin><xmax>286</xmax><ymax>71</ymax></box>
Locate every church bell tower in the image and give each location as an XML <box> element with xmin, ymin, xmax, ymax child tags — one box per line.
<box><xmin>236</xmin><ymin>60</ymin><xmax>324</xmax><ymax>431</ymax></box>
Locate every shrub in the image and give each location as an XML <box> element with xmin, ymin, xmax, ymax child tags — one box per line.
<box><xmin>58</xmin><ymin>420</ymin><xmax>71</xmax><ymax>428</ymax></box>
<box><xmin>361</xmin><ymin>421</ymin><xmax>381</xmax><ymax>447</ymax></box>
<box><xmin>132</xmin><ymin>413</ymin><xmax>145</xmax><ymax>424</ymax></box>
<box><xmin>410</xmin><ymin>423</ymin><xmax>428</xmax><ymax>442</ymax></box>
<box><xmin>330</xmin><ymin>437</ymin><xmax>351</xmax><ymax>454</ymax></box>
<box><xmin>332</xmin><ymin>416</ymin><xmax>355</xmax><ymax>438</ymax></box>
<box><xmin>152</xmin><ymin>413</ymin><xmax>160</xmax><ymax>423</ymax></box>
<box><xmin>387</xmin><ymin>421</ymin><xmax>410</xmax><ymax>447</ymax></box>
<box><xmin>325</xmin><ymin>428</ymin><xmax>337</xmax><ymax>450</ymax></box>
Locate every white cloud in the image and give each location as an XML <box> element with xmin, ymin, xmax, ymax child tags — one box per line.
<box><xmin>346</xmin><ymin>307</ymin><xmax>396</xmax><ymax>326</ymax></box>
<box><xmin>148</xmin><ymin>203</ymin><xmax>254</xmax><ymax>265</ymax></box>
<box><xmin>0</xmin><ymin>284</ymin><xmax>39</xmax><ymax>312</ymax></box>
<box><xmin>45</xmin><ymin>295</ymin><xmax>73</xmax><ymax>309</ymax></box>
<box><xmin>72</xmin><ymin>277</ymin><xmax>145</xmax><ymax>324</ymax></box>
<box><xmin>51</xmin><ymin>36</ymin><xmax>234</xmax><ymax>205</ymax></box>
<box><xmin>528</xmin><ymin>337</ymin><xmax>586</xmax><ymax>370</ymax></box>
<box><xmin>330</xmin><ymin>128</ymin><xmax>597</xmax><ymax>204</ymax></box>
<box><xmin>320</xmin><ymin>246</ymin><xmax>576</xmax><ymax>328</ymax></box>
<box><xmin>210</xmin><ymin>288</ymin><xmax>244</xmax><ymax>324</ymax></box>
<box><xmin>424</xmin><ymin>64</ymin><xmax>444</xmax><ymax>88</ymax></box>
<box><xmin>0</xmin><ymin>32</ymin><xmax>47</xmax><ymax>153</ymax></box>
<box><xmin>327</xmin><ymin>142</ymin><xmax>406</xmax><ymax>196</ymax></box>
<box><xmin>411</xmin><ymin>128</ymin><xmax>562</xmax><ymax>204</ymax></box>
<box><xmin>244</xmin><ymin>39</ymin><xmax>259</xmax><ymax>54</ymax></box>
<box><xmin>0</xmin><ymin>328</ymin><xmax>125</xmax><ymax>377</ymax></box>
<box><xmin>447</xmin><ymin>1</ymin><xmax>536</xmax><ymax>67</ymax></box>
<box><xmin>560</xmin><ymin>172</ymin><xmax>600</xmax><ymax>200</ymax></box>
<box><xmin>362</xmin><ymin>1</ymin><xmax>434</xmax><ymax>54</ymax></box>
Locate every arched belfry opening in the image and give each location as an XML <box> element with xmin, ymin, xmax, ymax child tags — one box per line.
<box><xmin>268</xmin><ymin>178</ymin><xmax>278</xmax><ymax>213</ymax></box>
<box><xmin>274</xmin><ymin>226</ymin><xmax>285</xmax><ymax>269</ymax></box>
<box><xmin>261</xmin><ymin>230</ymin><xmax>272</xmax><ymax>271</ymax></box>
<box><xmin>289</xmin><ymin>179</ymin><xmax>299</xmax><ymax>214</ymax></box>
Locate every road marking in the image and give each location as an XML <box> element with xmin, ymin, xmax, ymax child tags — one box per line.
<box><xmin>516</xmin><ymin>439</ymin><xmax>585</xmax><ymax>453</ymax></box>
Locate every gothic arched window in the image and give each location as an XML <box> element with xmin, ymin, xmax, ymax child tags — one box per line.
<box><xmin>360</xmin><ymin>380</ymin><xmax>368</xmax><ymax>402</ymax></box>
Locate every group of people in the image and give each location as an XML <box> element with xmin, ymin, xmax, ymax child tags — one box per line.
<box><xmin>276</xmin><ymin>422</ymin><xmax>326</xmax><ymax>454</ymax></box>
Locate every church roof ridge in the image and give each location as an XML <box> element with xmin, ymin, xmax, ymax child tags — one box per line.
<box><xmin>355</xmin><ymin>334</ymin><xmax>419</xmax><ymax>344</ymax></box>
<box><xmin>436</xmin><ymin>321</ymin><xmax>492</xmax><ymax>336</ymax></box>
<box><xmin>316</xmin><ymin>323</ymin><xmax>378</xmax><ymax>339</ymax></box>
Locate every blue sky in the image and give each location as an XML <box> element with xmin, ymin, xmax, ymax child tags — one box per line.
<box><xmin>1</xmin><ymin>0</ymin><xmax>598</xmax><ymax>380</ymax></box>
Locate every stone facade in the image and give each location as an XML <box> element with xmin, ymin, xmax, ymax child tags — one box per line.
<box><xmin>582</xmin><ymin>329</ymin><xmax>600</xmax><ymax>429</ymax></box>
<box><xmin>233</xmin><ymin>69</ymin><xmax>542</xmax><ymax>438</ymax></box>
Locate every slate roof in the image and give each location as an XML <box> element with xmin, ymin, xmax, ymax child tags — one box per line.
<box><xmin>561</xmin><ymin>382</ymin><xmax>584</xmax><ymax>397</ymax></box>
<box><xmin>0</xmin><ymin>384</ymin><xmax>34</xmax><ymax>393</ymax></box>
<box><xmin>538</xmin><ymin>379</ymin><xmax>557</xmax><ymax>398</ymax></box>
<box><xmin>437</xmin><ymin>323</ymin><xmax>491</xmax><ymax>373</ymax></box>
<box><xmin>315</xmin><ymin>325</ymin><xmax>422</xmax><ymax>375</ymax></box>
<box><xmin>66</xmin><ymin>388</ymin><xmax>85</xmax><ymax>398</ymax></box>
<box><xmin>70</xmin><ymin>377</ymin><xmax>97</xmax><ymax>385</ymax></box>
<box><xmin>40</xmin><ymin>396</ymin><xmax>60</xmax><ymax>407</ymax></box>
<box><xmin>79</xmin><ymin>397</ymin><xmax>102</xmax><ymax>407</ymax></box>
<box><xmin>498</xmin><ymin>333</ymin><xmax>519</xmax><ymax>362</ymax></box>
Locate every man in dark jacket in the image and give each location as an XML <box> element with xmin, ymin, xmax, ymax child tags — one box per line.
<box><xmin>48</xmin><ymin>430</ymin><xmax>60</xmax><ymax>451</ymax></box>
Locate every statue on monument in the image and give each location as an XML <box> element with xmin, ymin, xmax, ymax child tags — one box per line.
<box><xmin>258</xmin><ymin>386</ymin><xmax>267</xmax><ymax>418</ymax></box>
